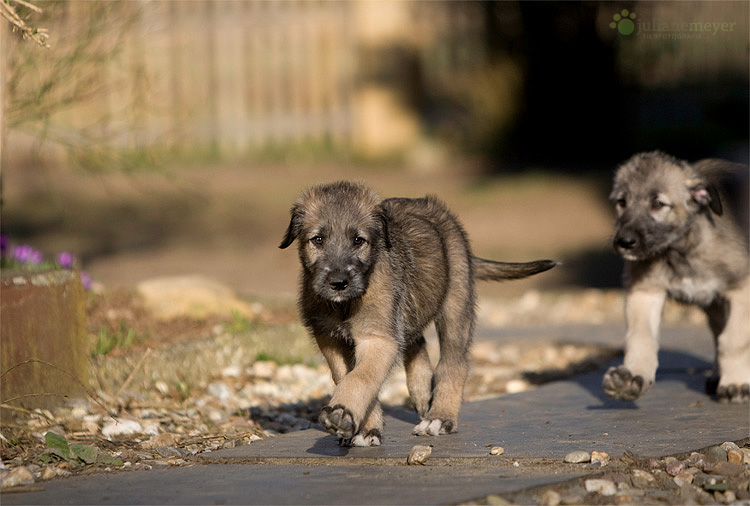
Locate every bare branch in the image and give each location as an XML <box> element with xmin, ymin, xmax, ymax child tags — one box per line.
<box><xmin>1</xmin><ymin>0</ymin><xmax>50</xmax><ymax>48</ymax></box>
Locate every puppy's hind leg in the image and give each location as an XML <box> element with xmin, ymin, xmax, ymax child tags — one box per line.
<box><xmin>603</xmin><ymin>289</ymin><xmax>665</xmax><ymax>401</ymax></box>
<box><xmin>414</xmin><ymin>291</ymin><xmax>473</xmax><ymax>436</ymax></box>
<box><xmin>404</xmin><ymin>335</ymin><xmax>433</xmax><ymax>419</ymax></box>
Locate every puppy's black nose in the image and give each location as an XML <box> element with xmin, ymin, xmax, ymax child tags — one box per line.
<box><xmin>616</xmin><ymin>236</ymin><xmax>637</xmax><ymax>250</ymax></box>
<box><xmin>329</xmin><ymin>278</ymin><xmax>349</xmax><ymax>291</ymax></box>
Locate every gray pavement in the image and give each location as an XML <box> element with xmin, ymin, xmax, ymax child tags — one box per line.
<box><xmin>4</xmin><ymin>324</ymin><xmax>750</xmax><ymax>505</ymax></box>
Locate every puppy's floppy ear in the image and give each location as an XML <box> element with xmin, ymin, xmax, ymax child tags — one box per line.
<box><xmin>687</xmin><ymin>178</ymin><xmax>723</xmax><ymax>216</ymax></box>
<box><xmin>377</xmin><ymin>206</ymin><xmax>392</xmax><ymax>249</ymax></box>
<box><xmin>279</xmin><ymin>205</ymin><xmax>303</xmax><ymax>249</ymax></box>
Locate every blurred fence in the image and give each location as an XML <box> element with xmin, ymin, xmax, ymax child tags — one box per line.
<box><xmin>3</xmin><ymin>1</ymin><xmax>747</xmax><ymax>168</ymax></box>
<box><xmin>6</xmin><ymin>1</ymin><xmax>493</xmax><ymax>164</ymax></box>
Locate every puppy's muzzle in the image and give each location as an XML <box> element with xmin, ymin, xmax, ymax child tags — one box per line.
<box><xmin>613</xmin><ymin>225</ymin><xmax>643</xmax><ymax>260</ymax></box>
<box><xmin>615</xmin><ymin>233</ymin><xmax>638</xmax><ymax>251</ymax></box>
<box><xmin>327</xmin><ymin>270</ymin><xmax>351</xmax><ymax>292</ymax></box>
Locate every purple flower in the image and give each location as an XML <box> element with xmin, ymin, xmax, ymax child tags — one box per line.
<box><xmin>0</xmin><ymin>235</ymin><xmax>7</xmax><ymax>256</ymax></box>
<box><xmin>12</xmin><ymin>245</ymin><xmax>44</xmax><ymax>265</ymax></box>
<box><xmin>56</xmin><ymin>251</ymin><xmax>76</xmax><ymax>269</ymax></box>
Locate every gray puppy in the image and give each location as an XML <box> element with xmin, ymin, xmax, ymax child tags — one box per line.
<box><xmin>280</xmin><ymin>181</ymin><xmax>556</xmax><ymax>445</ymax></box>
<box><xmin>603</xmin><ymin>151</ymin><xmax>750</xmax><ymax>403</ymax></box>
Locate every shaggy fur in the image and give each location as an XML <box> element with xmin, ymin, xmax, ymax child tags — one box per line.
<box><xmin>280</xmin><ymin>181</ymin><xmax>556</xmax><ymax>445</ymax></box>
<box><xmin>603</xmin><ymin>151</ymin><xmax>750</xmax><ymax>403</ymax></box>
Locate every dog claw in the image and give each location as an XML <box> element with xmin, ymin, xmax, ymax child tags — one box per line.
<box><xmin>348</xmin><ymin>429</ymin><xmax>382</xmax><ymax>447</ymax></box>
<box><xmin>319</xmin><ymin>405</ymin><xmax>356</xmax><ymax>439</ymax></box>
<box><xmin>716</xmin><ymin>383</ymin><xmax>750</xmax><ymax>403</ymax></box>
<box><xmin>412</xmin><ymin>418</ymin><xmax>455</xmax><ymax>436</ymax></box>
<box><xmin>602</xmin><ymin>365</ymin><xmax>650</xmax><ymax>401</ymax></box>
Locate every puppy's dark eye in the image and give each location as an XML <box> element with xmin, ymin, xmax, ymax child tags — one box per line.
<box><xmin>616</xmin><ymin>198</ymin><xmax>626</xmax><ymax>208</ymax></box>
<box><xmin>353</xmin><ymin>236</ymin><xmax>366</xmax><ymax>247</ymax></box>
<box><xmin>310</xmin><ymin>236</ymin><xmax>324</xmax><ymax>246</ymax></box>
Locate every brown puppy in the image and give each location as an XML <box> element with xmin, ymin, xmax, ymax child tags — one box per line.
<box><xmin>603</xmin><ymin>151</ymin><xmax>750</xmax><ymax>403</ymax></box>
<box><xmin>280</xmin><ymin>181</ymin><xmax>556</xmax><ymax>446</ymax></box>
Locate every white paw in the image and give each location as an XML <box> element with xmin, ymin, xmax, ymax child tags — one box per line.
<box><xmin>350</xmin><ymin>433</ymin><xmax>381</xmax><ymax>447</ymax></box>
<box><xmin>412</xmin><ymin>419</ymin><xmax>443</xmax><ymax>436</ymax></box>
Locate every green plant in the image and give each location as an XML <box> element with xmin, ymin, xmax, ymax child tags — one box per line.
<box><xmin>225</xmin><ymin>310</ymin><xmax>255</xmax><ymax>334</ymax></box>
<box><xmin>91</xmin><ymin>322</ymin><xmax>146</xmax><ymax>357</ymax></box>
<box><xmin>41</xmin><ymin>431</ymin><xmax>122</xmax><ymax>467</ymax></box>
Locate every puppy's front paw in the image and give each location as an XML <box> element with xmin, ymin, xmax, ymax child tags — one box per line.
<box><xmin>319</xmin><ymin>404</ymin><xmax>357</xmax><ymax>439</ymax></box>
<box><xmin>412</xmin><ymin>418</ymin><xmax>455</xmax><ymax>436</ymax></box>
<box><xmin>716</xmin><ymin>383</ymin><xmax>750</xmax><ymax>403</ymax></box>
<box><xmin>347</xmin><ymin>429</ymin><xmax>382</xmax><ymax>447</ymax></box>
<box><xmin>602</xmin><ymin>365</ymin><xmax>651</xmax><ymax>401</ymax></box>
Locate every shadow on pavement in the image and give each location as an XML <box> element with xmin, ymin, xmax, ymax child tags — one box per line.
<box><xmin>578</xmin><ymin>350</ymin><xmax>713</xmax><ymax>410</ymax></box>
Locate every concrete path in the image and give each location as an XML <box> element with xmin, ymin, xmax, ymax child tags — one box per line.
<box><xmin>4</xmin><ymin>324</ymin><xmax>749</xmax><ymax>505</ymax></box>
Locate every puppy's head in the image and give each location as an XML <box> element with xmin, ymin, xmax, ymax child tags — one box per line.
<box><xmin>610</xmin><ymin>151</ymin><xmax>722</xmax><ymax>261</ymax></box>
<box><xmin>280</xmin><ymin>181</ymin><xmax>390</xmax><ymax>302</ymax></box>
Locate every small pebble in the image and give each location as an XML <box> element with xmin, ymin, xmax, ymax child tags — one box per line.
<box><xmin>673</xmin><ymin>472</ymin><xmax>694</xmax><ymax>487</ymax></box>
<box><xmin>707</xmin><ymin>462</ymin><xmax>744</xmax><ymax>477</ymax></box>
<box><xmin>564</xmin><ymin>450</ymin><xmax>590</xmax><ymax>463</ymax></box>
<box><xmin>485</xmin><ymin>495</ymin><xmax>510</xmax><ymax>506</ymax></box>
<box><xmin>727</xmin><ymin>449</ymin><xmax>743</xmax><ymax>465</ymax></box>
<box><xmin>39</xmin><ymin>467</ymin><xmax>56</xmax><ymax>481</ymax></box>
<box><xmin>585</xmin><ymin>478</ymin><xmax>617</xmax><ymax>496</ymax></box>
<box><xmin>102</xmin><ymin>419</ymin><xmax>143</xmax><ymax>440</ymax></box>
<box><xmin>693</xmin><ymin>473</ymin><xmax>714</xmax><ymax>488</ymax></box>
<box><xmin>705</xmin><ymin>446</ymin><xmax>728</xmax><ymax>464</ymax></box>
<box><xmin>407</xmin><ymin>445</ymin><xmax>431</xmax><ymax>465</ymax></box>
<box><xmin>666</xmin><ymin>460</ymin><xmax>685</xmax><ymax>476</ymax></box>
<box><xmin>155</xmin><ymin>446</ymin><xmax>184</xmax><ymax>459</ymax></box>
<box><xmin>591</xmin><ymin>450</ymin><xmax>609</xmax><ymax>467</ymax></box>
<box><xmin>489</xmin><ymin>446</ymin><xmax>505</xmax><ymax>456</ymax></box>
<box><xmin>686</xmin><ymin>452</ymin><xmax>706</xmax><ymax>468</ymax></box>
<box><xmin>1</xmin><ymin>466</ymin><xmax>35</xmax><ymax>489</ymax></box>
<box><xmin>631</xmin><ymin>469</ymin><xmax>656</xmax><ymax>488</ymax></box>
<box><xmin>539</xmin><ymin>490</ymin><xmax>561</xmax><ymax>506</ymax></box>
<box><xmin>720</xmin><ymin>441</ymin><xmax>739</xmax><ymax>452</ymax></box>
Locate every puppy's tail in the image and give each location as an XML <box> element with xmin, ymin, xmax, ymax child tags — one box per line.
<box><xmin>472</xmin><ymin>257</ymin><xmax>557</xmax><ymax>281</ymax></box>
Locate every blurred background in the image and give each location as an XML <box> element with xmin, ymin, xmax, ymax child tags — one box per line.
<box><xmin>2</xmin><ymin>0</ymin><xmax>748</xmax><ymax>301</ymax></box>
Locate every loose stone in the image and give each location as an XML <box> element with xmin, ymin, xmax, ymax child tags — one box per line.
<box><xmin>39</xmin><ymin>467</ymin><xmax>56</xmax><ymax>481</ymax></box>
<box><xmin>707</xmin><ymin>462</ymin><xmax>744</xmax><ymax>477</ymax></box>
<box><xmin>1</xmin><ymin>466</ymin><xmax>35</xmax><ymax>489</ymax></box>
<box><xmin>727</xmin><ymin>449</ymin><xmax>743</xmax><ymax>465</ymax></box>
<box><xmin>485</xmin><ymin>494</ymin><xmax>511</xmax><ymax>506</ymax></box>
<box><xmin>720</xmin><ymin>441</ymin><xmax>739</xmax><ymax>452</ymax></box>
<box><xmin>647</xmin><ymin>458</ymin><xmax>662</xmax><ymax>469</ymax></box>
<box><xmin>155</xmin><ymin>446</ymin><xmax>185</xmax><ymax>459</ymax></box>
<box><xmin>591</xmin><ymin>450</ymin><xmax>609</xmax><ymax>467</ymax></box>
<box><xmin>101</xmin><ymin>419</ymin><xmax>143</xmax><ymax>440</ymax></box>
<box><xmin>585</xmin><ymin>478</ymin><xmax>617</xmax><ymax>496</ymax></box>
<box><xmin>673</xmin><ymin>472</ymin><xmax>694</xmax><ymax>487</ymax></box>
<box><xmin>407</xmin><ymin>445</ymin><xmax>432</xmax><ymax>465</ymax></box>
<box><xmin>705</xmin><ymin>446</ymin><xmax>728</xmax><ymax>464</ymax></box>
<box><xmin>539</xmin><ymin>490</ymin><xmax>561</xmax><ymax>506</ymax></box>
<box><xmin>489</xmin><ymin>446</ymin><xmax>505</xmax><ymax>456</ymax></box>
<box><xmin>686</xmin><ymin>452</ymin><xmax>706</xmax><ymax>468</ymax></box>
<box><xmin>666</xmin><ymin>459</ymin><xmax>685</xmax><ymax>476</ymax></box>
<box><xmin>563</xmin><ymin>450</ymin><xmax>590</xmax><ymax>463</ymax></box>
<box><xmin>693</xmin><ymin>473</ymin><xmax>714</xmax><ymax>488</ymax></box>
<box><xmin>631</xmin><ymin>469</ymin><xmax>656</xmax><ymax>488</ymax></box>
